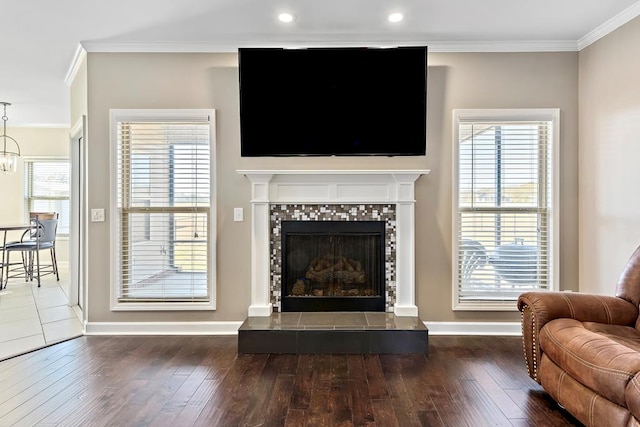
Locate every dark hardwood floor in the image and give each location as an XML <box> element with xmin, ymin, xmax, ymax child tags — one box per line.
<box><xmin>0</xmin><ymin>335</ymin><xmax>581</xmax><ymax>426</ymax></box>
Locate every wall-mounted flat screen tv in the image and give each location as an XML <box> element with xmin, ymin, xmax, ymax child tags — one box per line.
<box><xmin>238</xmin><ymin>46</ymin><xmax>427</xmax><ymax>157</ymax></box>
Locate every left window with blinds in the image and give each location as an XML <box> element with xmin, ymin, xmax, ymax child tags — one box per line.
<box><xmin>24</xmin><ymin>158</ymin><xmax>70</xmax><ymax>235</ymax></box>
<box><xmin>110</xmin><ymin>110</ymin><xmax>216</xmax><ymax>311</ymax></box>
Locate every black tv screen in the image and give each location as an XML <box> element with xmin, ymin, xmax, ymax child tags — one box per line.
<box><xmin>238</xmin><ymin>47</ymin><xmax>427</xmax><ymax>157</ymax></box>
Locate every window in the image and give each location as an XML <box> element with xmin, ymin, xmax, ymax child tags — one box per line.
<box><xmin>110</xmin><ymin>109</ymin><xmax>216</xmax><ymax>310</ymax></box>
<box><xmin>453</xmin><ymin>109</ymin><xmax>559</xmax><ymax>310</ymax></box>
<box><xmin>24</xmin><ymin>159</ymin><xmax>70</xmax><ymax>236</ymax></box>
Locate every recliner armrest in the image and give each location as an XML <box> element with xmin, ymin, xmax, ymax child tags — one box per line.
<box><xmin>517</xmin><ymin>291</ymin><xmax>638</xmax><ymax>383</ymax></box>
<box><xmin>518</xmin><ymin>291</ymin><xmax>638</xmax><ymax>327</ymax></box>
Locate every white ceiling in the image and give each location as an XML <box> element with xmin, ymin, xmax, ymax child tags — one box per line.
<box><xmin>2</xmin><ymin>0</ymin><xmax>639</xmax><ymax>127</ymax></box>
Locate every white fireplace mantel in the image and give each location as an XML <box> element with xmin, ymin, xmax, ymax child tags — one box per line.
<box><xmin>238</xmin><ymin>169</ymin><xmax>430</xmax><ymax>317</ymax></box>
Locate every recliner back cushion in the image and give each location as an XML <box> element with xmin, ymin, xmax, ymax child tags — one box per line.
<box><xmin>616</xmin><ymin>245</ymin><xmax>640</xmax><ymax>309</ymax></box>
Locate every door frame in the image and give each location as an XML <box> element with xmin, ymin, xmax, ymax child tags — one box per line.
<box><xmin>69</xmin><ymin>115</ymin><xmax>88</xmax><ymax>326</ymax></box>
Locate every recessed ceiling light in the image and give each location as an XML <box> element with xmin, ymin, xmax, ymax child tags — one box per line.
<box><xmin>278</xmin><ymin>13</ymin><xmax>294</xmax><ymax>23</ymax></box>
<box><xmin>388</xmin><ymin>13</ymin><xmax>403</xmax><ymax>23</ymax></box>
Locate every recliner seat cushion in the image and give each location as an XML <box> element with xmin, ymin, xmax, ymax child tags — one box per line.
<box><xmin>539</xmin><ymin>355</ymin><xmax>634</xmax><ymax>427</ymax></box>
<box><xmin>540</xmin><ymin>318</ymin><xmax>640</xmax><ymax>407</ymax></box>
<box><xmin>582</xmin><ymin>322</ymin><xmax>640</xmax><ymax>351</ymax></box>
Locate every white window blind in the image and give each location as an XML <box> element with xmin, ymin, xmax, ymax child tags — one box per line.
<box><xmin>25</xmin><ymin>159</ymin><xmax>70</xmax><ymax>235</ymax></box>
<box><xmin>453</xmin><ymin>110</ymin><xmax>558</xmax><ymax>309</ymax></box>
<box><xmin>114</xmin><ymin>113</ymin><xmax>214</xmax><ymax>307</ymax></box>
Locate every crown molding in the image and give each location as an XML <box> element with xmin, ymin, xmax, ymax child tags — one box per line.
<box><xmin>81</xmin><ymin>40</ymin><xmax>239</xmax><ymax>53</ymax></box>
<box><xmin>578</xmin><ymin>1</ymin><xmax>640</xmax><ymax>50</ymax></box>
<box><xmin>64</xmin><ymin>44</ymin><xmax>87</xmax><ymax>86</ymax></box>
<box><xmin>427</xmin><ymin>40</ymin><xmax>578</xmax><ymax>52</ymax></box>
<box><xmin>81</xmin><ymin>38</ymin><xmax>579</xmax><ymax>54</ymax></box>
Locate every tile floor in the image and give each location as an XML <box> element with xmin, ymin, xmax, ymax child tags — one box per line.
<box><xmin>0</xmin><ymin>266</ymin><xmax>83</xmax><ymax>360</ymax></box>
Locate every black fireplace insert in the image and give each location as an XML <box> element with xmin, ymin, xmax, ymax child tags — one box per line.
<box><xmin>281</xmin><ymin>220</ymin><xmax>385</xmax><ymax>312</ymax></box>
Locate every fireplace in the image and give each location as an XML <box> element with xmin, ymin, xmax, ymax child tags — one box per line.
<box><xmin>281</xmin><ymin>221</ymin><xmax>385</xmax><ymax>312</ymax></box>
<box><xmin>238</xmin><ymin>169</ymin><xmax>429</xmax><ymax>317</ymax></box>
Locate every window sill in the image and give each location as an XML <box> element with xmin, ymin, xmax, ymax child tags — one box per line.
<box><xmin>111</xmin><ymin>301</ymin><xmax>216</xmax><ymax>311</ymax></box>
<box><xmin>453</xmin><ymin>301</ymin><xmax>519</xmax><ymax>311</ymax></box>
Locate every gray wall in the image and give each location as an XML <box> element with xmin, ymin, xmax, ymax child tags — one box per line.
<box><xmin>579</xmin><ymin>16</ymin><xmax>640</xmax><ymax>295</ymax></box>
<box><xmin>84</xmin><ymin>50</ymin><xmax>579</xmax><ymax>324</ymax></box>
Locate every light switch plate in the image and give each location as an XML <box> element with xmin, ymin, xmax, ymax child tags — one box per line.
<box><xmin>91</xmin><ymin>208</ymin><xmax>105</xmax><ymax>222</ymax></box>
<box><xmin>234</xmin><ymin>207</ymin><xmax>244</xmax><ymax>222</ymax></box>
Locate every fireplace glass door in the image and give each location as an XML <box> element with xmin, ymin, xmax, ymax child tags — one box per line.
<box><xmin>281</xmin><ymin>221</ymin><xmax>385</xmax><ymax>312</ymax></box>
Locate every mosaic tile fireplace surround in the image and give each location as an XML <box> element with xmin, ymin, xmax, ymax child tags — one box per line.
<box><xmin>271</xmin><ymin>203</ymin><xmax>396</xmax><ymax>312</ymax></box>
<box><xmin>239</xmin><ymin>169</ymin><xmax>429</xmax><ymax>318</ymax></box>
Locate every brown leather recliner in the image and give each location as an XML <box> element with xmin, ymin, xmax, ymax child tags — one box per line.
<box><xmin>518</xmin><ymin>246</ymin><xmax>640</xmax><ymax>427</ymax></box>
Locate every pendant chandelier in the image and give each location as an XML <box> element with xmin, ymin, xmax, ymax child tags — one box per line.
<box><xmin>0</xmin><ymin>102</ymin><xmax>21</xmax><ymax>174</ymax></box>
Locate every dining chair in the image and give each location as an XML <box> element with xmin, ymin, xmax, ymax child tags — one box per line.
<box><xmin>0</xmin><ymin>239</ymin><xmax>5</xmax><ymax>290</ymax></box>
<box><xmin>4</xmin><ymin>213</ymin><xmax>60</xmax><ymax>287</ymax></box>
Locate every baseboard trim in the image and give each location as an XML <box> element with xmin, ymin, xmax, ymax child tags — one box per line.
<box><xmin>424</xmin><ymin>321</ymin><xmax>522</xmax><ymax>336</ymax></box>
<box><xmin>84</xmin><ymin>320</ymin><xmax>520</xmax><ymax>336</ymax></box>
<box><xmin>85</xmin><ymin>321</ymin><xmax>243</xmax><ymax>336</ymax></box>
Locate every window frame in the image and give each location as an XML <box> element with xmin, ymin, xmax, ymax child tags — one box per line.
<box><xmin>452</xmin><ymin>108</ymin><xmax>560</xmax><ymax>311</ymax></box>
<box><xmin>109</xmin><ymin>109</ymin><xmax>217</xmax><ymax>311</ymax></box>
<box><xmin>24</xmin><ymin>156</ymin><xmax>71</xmax><ymax>238</ymax></box>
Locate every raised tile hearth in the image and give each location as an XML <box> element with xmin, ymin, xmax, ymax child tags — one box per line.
<box><xmin>238</xmin><ymin>312</ymin><xmax>428</xmax><ymax>354</ymax></box>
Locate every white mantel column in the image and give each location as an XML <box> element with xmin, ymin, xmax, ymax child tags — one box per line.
<box><xmin>393</xmin><ymin>173</ymin><xmax>421</xmax><ymax>317</ymax></box>
<box><xmin>247</xmin><ymin>173</ymin><xmax>274</xmax><ymax>317</ymax></box>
